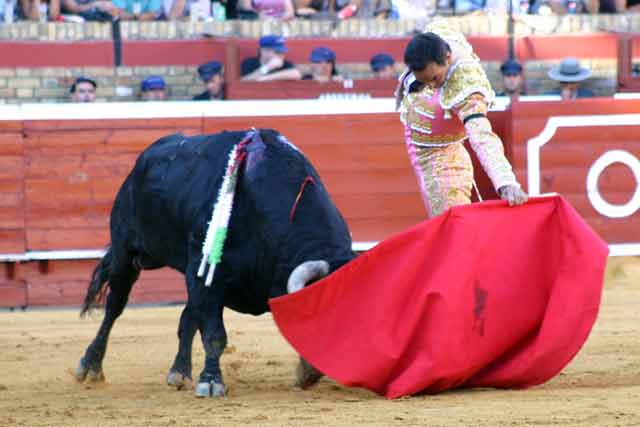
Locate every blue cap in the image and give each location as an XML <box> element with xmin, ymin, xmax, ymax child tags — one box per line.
<box><xmin>141</xmin><ymin>76</ymin><xmax>166</xmax><ymax>92</ymax></box>
<box><xmin>198</xmin><ymin>60</ymin><xmax>223</xmax><ymax>81</ymax></box>
<box><xmin>500</xmin><ymin>59</ymin><xmax>523</xmax><ymax>76</ymax></box>
<box><xmin>310</xmin><ymin>46</ymin><xmax>336</xmax><ymax>63</ymax></box>
<box><xmin>370</xmin><ymin>53</ymin><xmax>394</xmax><ymax>72</ymax></box>
<box><xmin>259</xmin><ymin>35</ymin><xmax>288</xmax><ymax>53</ymax></box>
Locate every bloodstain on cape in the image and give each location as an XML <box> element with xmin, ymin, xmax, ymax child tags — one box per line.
<box><xmin>269</xmin><ymin>196</ymin><xmax>608</xmax><ymax>399</ymax></box>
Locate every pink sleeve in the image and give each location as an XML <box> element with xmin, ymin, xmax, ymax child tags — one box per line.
<box><xmin>453</xmin><ymin>94</ymin><xmax>518</xmax><ymax>192</ymax></box>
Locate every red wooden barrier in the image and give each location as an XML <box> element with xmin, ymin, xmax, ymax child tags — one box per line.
<box><xmin>1</xmin><ymin>97</ymin><xmax>639</xmax><ymax>308</ymax></box>
<box><xmin>0</xmin><ymin>41</ymin><xmax>114</xmax><ymax>67</ymax></box>
<box><xmin>510</xmin><ymin>98</ymin><xmax>640</xmax><ymax>245</ymax></box>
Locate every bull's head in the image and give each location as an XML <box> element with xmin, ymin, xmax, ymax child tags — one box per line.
<box><xmin>287</xmin><ymin>260</ymin><xmax>329</xmax><ymax>294</ymax></box>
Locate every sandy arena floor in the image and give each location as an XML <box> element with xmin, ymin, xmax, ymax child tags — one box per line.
<box><xmin>1</xmin><ymin>257</ymin><xmax>639</xmax><ymax>427</ymax></box>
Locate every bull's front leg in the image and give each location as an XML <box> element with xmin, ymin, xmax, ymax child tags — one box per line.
<box><xmin>195</xmin><ymin>305</ymin><xmax>227</xmax><ymax>397</ymax></box>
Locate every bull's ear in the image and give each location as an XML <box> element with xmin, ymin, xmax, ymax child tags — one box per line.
<box><xmin>287</xmin><ymin>260</ymin><xmax>329</xmax><ymax>294</ymax></box>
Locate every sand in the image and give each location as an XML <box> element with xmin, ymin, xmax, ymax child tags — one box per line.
<box><xmin>0</xmin><ymin>257</ymin><xmax>639</xmax><ymax>427</ymax></box>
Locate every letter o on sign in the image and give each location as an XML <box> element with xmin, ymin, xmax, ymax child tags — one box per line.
<box><xmin>586</xmin><ymin>150</ymin><xmax>640</xmax><ymax>218</ymax></box>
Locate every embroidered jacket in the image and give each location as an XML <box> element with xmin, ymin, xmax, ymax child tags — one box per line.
<box><xmin>400</xmin><ymin>21</ymin><xmax>518</xmax><ymax>192</ymax></box>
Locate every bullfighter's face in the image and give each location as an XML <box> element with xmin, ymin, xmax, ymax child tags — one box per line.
<box><xmin>412</xmin><ymin>51</ymin><xmax>452</xmax><ymax>89</ymax></box>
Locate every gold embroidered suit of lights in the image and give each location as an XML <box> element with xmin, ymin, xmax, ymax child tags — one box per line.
<box><xmin>441</xmin><ymin>61</ymin><xmax>495</xmax><ymax>110</ymax></box>
<box><xmin>401</xmin><ymin>85</ymin><xmax>466</xmax><ymax>145</ymax></box>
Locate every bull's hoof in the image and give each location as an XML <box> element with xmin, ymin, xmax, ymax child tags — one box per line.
<box><xmin>74</xmin><ymin>357</ymin><xmax>104</xmax><ymax>383</ymax></box>
<box><xmin>167</xmin><ymin>370</ymin><xmax>192</xmax><ymax>390</ymax></box>
<box><xmin>74</xmin><ymin>359</ymin><xmax>89</xmax><ymax>382</ymax></box>
<box><xmin>295</xmin><ymin>357</ymin><xmax>324</xmax><ymax>390</ymax></box>
<box><xmin>195</xmin><ymin>381</ymin><xmax>226</xmax><ymax>397</ymax></box>
<box><xmin>86</xmin><ymin>369</ymin><xmax>105</xmax><ymax>382</ymax></box>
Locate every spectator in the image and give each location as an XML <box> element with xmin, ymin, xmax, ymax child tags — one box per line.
<box><xmin>496</xmin><ymin>59</ymin><xmax>526</xmax><ymax>98</ymax></box>
<box><xmin>389</xmin><ymin>0</ymin><xmax>434</xmax><ymax>20</ymax></box>
<box><xmin>370</xmin><ymin>53</ymin><xmax>396</xmax><ymax>79</ymax></box>
<box><xmin>162</xmin><ymin>0</ymin><xmax>194</xmax><ymax>18</ymax></box>
<box><xmin>18</xmin><ymin>0</ymin><xmax>61</xmax><ymax>21</ymax></box>
<box><xmin>237</xmin><ymin>0</ymin><xmax>295</xmax><ymax>19</ymax></box>
<box><xmin>547</xmin><ymin>57</ymin><xmax>594</xmax><ymax>100</ymax></box>
<box><xmin>194</xmin><ymin>60</ymin><xmax>225</xmax><ymax>100</ymax></box>
<box><xmin>113</xmin><ymin>0</ymin><xmax>162</xmax><ymax>20</ymax></box>
<box><xmin>241</xmin><ymin>35</ymin><xmax>302</xmax><ymax>82</ymax></box>
<box><xmin>293</xmin><ymin>0</ymin><xmax>329</xmax><ymax>17</ymax></box>
<box><xmin>358</xmin><ymin>0</ymin><xmax>392</xmax><ymax>17</ymax></box>
<box><xmin>70</xmin><ymin>76</ymin><xmax>97</xmax><ymax>103</ymax></box>
<box><xmin>628</xmin><ymin>0</ymin><xmax>640</xmax><ymax>11</ymax></box>
<box><xmin>302</xmin><ymin>46</ymin><xmax>342</xmax><ymax>83</ymax></box>
<box><xmin>140</xmin><ymin>76</ymin><xmax>168</xmax><ymax>101</ymax></box>
<box><xmin>294</xmin><ymin>0</ymin><xmax>361</xmax><ymax>18</ymax></box>
<box><xmin>61</xmin><ymin>0</ymin><xmax>118</xmax><ymax>20</ymax></box>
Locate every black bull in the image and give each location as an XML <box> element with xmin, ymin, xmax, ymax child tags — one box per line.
<box><xmin>76</xmin><ymin>129</ymin><xmax>355</xmax><ymax>397</ymax></box>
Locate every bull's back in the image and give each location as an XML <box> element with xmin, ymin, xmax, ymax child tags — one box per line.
<box><xmin>114</xmin><ymin>133</ymin><xmax>241</xmax><ymax>267</ymax></box>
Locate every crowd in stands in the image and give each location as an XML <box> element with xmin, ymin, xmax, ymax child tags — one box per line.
<box><xmin>2</xmin><ymin>0</ymin><xmax>639</xmax><ymax>23</ymax></box>
<box><xmin>65</xmin><ymin>33</ymin><xmax>596</xmax><ymax>104</ymax></box>
<box><xmin>66</xmin><ymin>35</ymin><xmax>402</xmax><ymax>103</ymax></box>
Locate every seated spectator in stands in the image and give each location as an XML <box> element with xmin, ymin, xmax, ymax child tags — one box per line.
<box><xmin>496</xmin><ymin>59</ymin><xmax>526</xmax><ymax>98</ymax></box>
<box><xmin>113</xmin><ymin>0</ymin><xmax>162</xmax><ymax>20</ymax></box>
<box><xmin>237</xmin><ymin>0</ymin><xmax>294</xmax><ymax>19</ymax></box>
<box><xmin>389</xmin><ymin>0</ymin><xmax>434</xmax><ymax>20</ymax></box>
<box><xmin>164</xmin><ymin>0</ymin><xmax>232</xmax><ymax>19</ymax></box>
<box><xmin>452</xmin><ymin>0</ymin><xmax>484</xmax><ymax>13</ymax></box>
<box><xmin>302</xmin><ymin>47</ymin><xmax>342</xmax><ymax>83</ymax></box>
<box><xmin>18</xmin><ymin>0</ymin><xmax>61</xmax><ymax>21</ymax></box>
<box><xmin>529</xmin><ymin>0</ymin><xmax>614</xmax><ymax>13</ymax></box>
<box><xmin>358</xmin><ymin>0</ymin><xmax>392</xmax><ymax>18</ymax></box>
<box><xmin>241</xmin><ymin>35</ymin><xmax>302</xmax><ymax>82</ymax></box>
<box><xmin>194</xmin><ymin>60</ymin><xmax>225</xmax><ymax>100</ymax></box>
<box><xmin>370</xmin><ymin>53</ymin><xmax>396</xmax><ymax>79</ymax></box>
<box><xmin>293</xmin><ymin>0</ymin><xmax>328</xmax><ymax>16</ymax></box>
<box><xmin>627</xmin><ymin>0</ymin><xmax>640</xmax><ymax>11</ymax></box>
<box><xmin>547</xmin><ymin>57</ymin><xmax>594</xmax><ymax>100</ymax></box>
<box><xmin>70</xmin><ymin>77</ymin><xmax>97</xmax><ymax>103</ymax></box>
<box><xmin>61</xmin><ymin>0</ymin><xmax>119</xmax><ymax>20</ymax></box>
<box><xmin>140</xmin><ymin>76</ymin><xmax>168</xmax><ymax>101</ymax></box>
<box><xmin>294</xmin><ymin>0</ymin><xmax>361</xmax><ymax>18</ymax></box>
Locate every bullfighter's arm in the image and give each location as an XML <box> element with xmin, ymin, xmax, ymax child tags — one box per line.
<box><xmin>453</xmin><ymin>93</ymin><xmax>519</xmax><ymax>193</ymax></box>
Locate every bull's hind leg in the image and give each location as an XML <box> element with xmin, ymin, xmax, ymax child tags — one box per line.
<box><xmin>166</xmin><ymin>305</ymin><xmax>198</xmax><ymax>390</ymax></box>
<box><xmin>76</xmin><ymin>248</ymin><xmax>139</xmax><ymax>383</ymax></box>
<box><xmin>195</xmin><ymin>306</ymin><xmax>227</xmax><ymax>397</ymax></box>
<box><xmin>182</xmin><ymin>261</ymin><xmax>227</xmax><ymax>397</ymax></box>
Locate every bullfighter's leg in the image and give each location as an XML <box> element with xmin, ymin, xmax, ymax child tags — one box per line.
<box><xmin>167</xmin><ymin>305</ymin><xmax>198</xmax><ymax>390</ymax></box>
<box><xmin>76</xmin><ymin>247</ymin><xmax>139</xmax><ymax>383</ymax></box>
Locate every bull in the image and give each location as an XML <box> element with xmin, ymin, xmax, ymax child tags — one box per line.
<box><xmin>75</xmin><ymin>129</ymin><xmax>355</xmax><ymax>397</ymax></box>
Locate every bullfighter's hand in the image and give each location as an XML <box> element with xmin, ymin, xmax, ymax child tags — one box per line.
<box><xmin>499</xmin><ymin>184</ymin><xmax>528</xmax><ymax>207</ymax></box>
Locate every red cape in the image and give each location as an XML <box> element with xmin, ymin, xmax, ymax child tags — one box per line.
<box><xmin>269</xmin><ymin>196</ymin><xmax>608</xmax><ymax>399</ymax></box>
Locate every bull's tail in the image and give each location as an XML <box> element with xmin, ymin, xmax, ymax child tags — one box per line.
<box><xmin>80</xmin><ymin>246</ymin><xmax>113</xmax><ymax>317</ymax></box>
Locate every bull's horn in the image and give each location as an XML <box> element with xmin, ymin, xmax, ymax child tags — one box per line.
<box><xmin>287</xmin><ymin>260</ymin><xmax>330</xmax><ymax>294</ymax></box>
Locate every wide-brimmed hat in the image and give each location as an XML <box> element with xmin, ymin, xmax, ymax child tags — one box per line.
<box><xmin>548</xmin><ymin>57</ymin><xmax>591</xmax><ymax>83</ymax></box>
